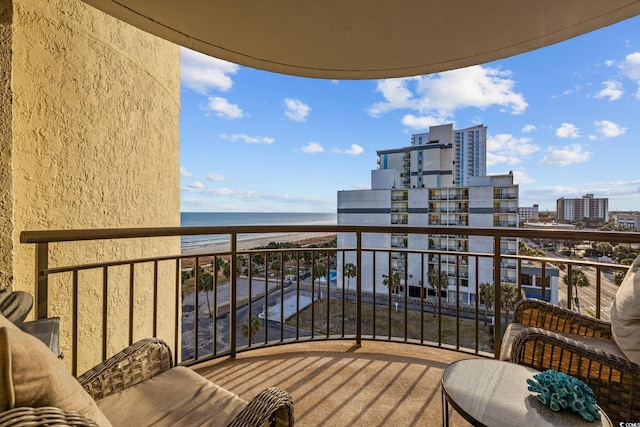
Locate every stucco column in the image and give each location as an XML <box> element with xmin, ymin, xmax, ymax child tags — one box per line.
<box><xmin>0</xmin><ymin>0</ymin><xmax>13</xmax><ymax>292</ymax></box>
<box><xmin>4</xmin><ymin>0</ymin><xmax>181</xmax><ymax>371</ymax></box>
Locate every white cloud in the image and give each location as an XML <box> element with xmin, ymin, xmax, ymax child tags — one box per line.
<box><xmin>206</xmin><ymin>173</ymin><xmax>227</xmax><ymax>182</ymax></box>
<box><xmin>486</xmin><ymin>134</ymin><xmax>539</xmax><ymax>166</ymax></box>
<box><xmin>486</xmin><ymin>153</ymin><xmax>514</xmax><ymax>167</ymax></box>
<box><xmin>555</xmin><ymin>123</ymin><xmax>580</xmax><ymax>139</ymax></box>
<box><xmin>368</xmin><ymin>78</ymin><xmax>417</xmax><ymax>117</ymax></box>
<box><xmin>180</xmin><ymin>48</ymin><xmax>239</xmax><ymax>94</ymax></box>
<box><xmin>539</xmin><ymin>144</ymin><xmax>591</xmax><ymax>167</ymax></box>
<box><xmin>551</xmin><ymin>85</ymin><xmax>583</xmax><ymax>98</ymax></box>
<box><xmin>368</xmin><ymin>65</ymin><xmax>527</xmax><ymax>119</ymax></box>
<box><xmin>620</xmin><ymin>52</ymin><xmax>640</xmax><ymax>80</ymax></box>
<box><xmin>300</xmin><ymin>142</ymin><xmax>324</xmax><ymax>154</ymax></box>
<box><xmin>219</xmin><ymin>134</ymin><xmax>275</xmax><ymax>144</ymax></box>
<box><xmin>522</xmin><ymin>124</ymin><xmax>536</xmax><ymax>133</ymax></box>
<box><xmin>511</xmin><ymin>170</ymin><xmax>536</xmax><ymax>184</ymax></box>
<box><xmin>595</xmin><ymin>80</ymin><xmax>623</xmax><ymax>101</ymax></box>
<box><xmin>418</xmin><ymin>66</ymin><xmax>528</xmax><ymax>114</ymax></box>
<box><xmin>182</xmin><ymin>185</ymin><xmax>234</xmax><ymax>195</ymax></box>
<box><xmin>594</xmin><ymin>120</ymin><xmax>627</xmax><ymax>138</ymax></box>
<box><xmin>284</xmin><ymin>98</ymin><xmax>311</xmax><ymax>122</ymax></box>
<box><xmin>180</xmin><ymin>185</ymin><xmax>333</xmax><ymax>209</ymax></box>
<box><xmin>401</xmin><ymin>114</ymin><xmax>443</xmax><ymax>130</ymax></box>
<box><xmin>334</xmin><ymin>144</ymin><xmax>364</xmax><ymax>156</ymax></box>
<box><xmin>205</xmin><ymin>97</ymin><xmax>243</xmax><ymax>119</ymax></box>
<box><xmin>180</xmin><ymin>166</ymin><xmax>192</xmax><ymax>177</ymax></box>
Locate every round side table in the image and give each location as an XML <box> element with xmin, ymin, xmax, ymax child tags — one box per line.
<box><xmin>441</xmin><ymin>359</ymin><xmax>612</xmax><ymax>427</ymax></box>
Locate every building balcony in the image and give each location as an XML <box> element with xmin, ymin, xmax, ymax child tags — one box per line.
<box><xmin>18</xmin><ymin>224</ymin><xmax>638</xmax><ymax>425</ymax></box>
<box><xmin>494</xmin><ymin>221</ymin><xmax>518</xmax><ymax>227</ymax></box>
<box><xmin>494</xmin><ymin>193</ymin><xmax>518</xmax><ymax>200</ymax></box>
<box><xmin>495</xmin><ymin>207</ymin><xmax>518</xmax><ymax>213</ymax></box>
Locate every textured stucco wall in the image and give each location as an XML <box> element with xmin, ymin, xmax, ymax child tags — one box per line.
<box><xmin>7</xmin><ymin>0</ymin><xmax>181</xmax><ymax>371</ymax></box>
<box><xmin>0</xmin><ymin>1</ymin><xmax>13</xmax><ymax>292</ymax></box>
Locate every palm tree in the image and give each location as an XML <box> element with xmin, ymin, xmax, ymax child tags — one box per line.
<box><xmin>382</xmin><ymin>271</ymin><xmax>401</xmax><ymax>292</ymax></box>
<box><xmin>197</xmin><ymin>269</ymin><xmax>214</xmax><ymax>318</ymax></box>
<box><xmin>563</xmin><ymin>268</ymin><xmax>590</xmax><ymax>308</ymax></box>
<box><xmin>313</xmin><ymin>262</ymin><xmax>327</xmax><ymax>285</ymax></box>
<box><xmin>221</xmin><ymin>257</ymin><xmax>243</xmax><ymax>279</ymax></box>
<box><xmin>344</xmin><ymin>263</ymin><xmax>356</xmax><ymax>292</ymax></box>
<box><xmin>427</xmin><ymin>268</ymin><xmax>449</xmax><ymax>299</ymax></box>
<box><xmin>479</xmin><ymin>282</ymin><xmax>494</xmax><ymax>325</ymax></box>
<box><xmin>181</xmin><ymin>268</ymin><xmax>194</xmax><ymax>283</ymax></box>
<box><xmin>500</xmin><ymin>282</ymin><xmax>523</xmax><ymax>325</ymax></box>
<box><xmin>270</xmin><ymin>259</ymin><xmax>281</xmax><ymax>278</ymax></box>
<box><xmin>240</xmin><ymin>316</ymin><xmax>261</xmax><ymax>341</ymax></box>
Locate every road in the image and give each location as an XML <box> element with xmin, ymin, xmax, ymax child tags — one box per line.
<box><xmin>553</xmin><ymin>255</ymin><xmax>621</xmax><ymax>321</ymax></box>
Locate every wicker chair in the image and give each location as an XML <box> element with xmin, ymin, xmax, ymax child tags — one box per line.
<box><xmin>501</xmin><ymin>298</ymin><xmax>640</xmax><ymax>423</ymax></box>
<box><xmin>0</xmin><ymin>290</ymin><xmax>33</xmax><ymax>325</ymax></box>
<box><xmin>0</xmin><ymin>338</ymin><xmax>294</xmax><ymax>427</ymax></box>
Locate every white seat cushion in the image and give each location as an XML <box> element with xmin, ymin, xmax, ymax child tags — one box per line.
<box><xmin>96</xmin><ymin>366</ymin><xmax>247</xmax><ymax>426</ymax></box>
<box><xmin>501</xmin><ymin>322</ymin><xmax>626</xmax><ymax>362</ymax></box>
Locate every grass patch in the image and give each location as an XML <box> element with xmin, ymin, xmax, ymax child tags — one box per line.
<box><xmin>286</xmin><ymin>298</ymin><xmax>494</xmax><ymax>352</ymax></box>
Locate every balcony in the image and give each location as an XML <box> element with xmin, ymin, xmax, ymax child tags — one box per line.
<box><xmin>19</xmin><ymin>224</ymin><xmax>639</xmax><ymax>425</ymax></box>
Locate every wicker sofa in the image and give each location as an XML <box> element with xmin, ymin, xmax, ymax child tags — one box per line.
<box><xmin>0</xmin><ymin>313</ymin><xmax>293</xmax><ymax>426</ymax></box>
<box><xmin>500</xmin><ymin>257</ymin><xmax>640</xmax><ymax>423</ymax></box>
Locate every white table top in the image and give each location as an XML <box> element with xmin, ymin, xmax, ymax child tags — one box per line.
<box><xmin>441</xmin><ymin>359</ymin><xmax>612</xmax><ymax>427</ymax></box>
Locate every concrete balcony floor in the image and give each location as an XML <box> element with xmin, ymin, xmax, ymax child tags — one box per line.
<box><xmin>193</xmin><ymin>340</ymin><xmax>481</xmax><ymax>426</ymax></box>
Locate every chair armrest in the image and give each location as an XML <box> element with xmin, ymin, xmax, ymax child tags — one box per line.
<box><xmin>228</xmin><ymin>386</ymin><xmax>294</xmax><ymax>427</ymax></box>
<box><xmin>0</xmin><ymin>291</ymin><xmax>33</xmax><ymax>325</ymax></box>
<box><xmin>0</xmin><ymin>407</ymin><xmax>98</xmax><ymax>427</ymax></box>
<box><xmin>77</xmin><ymin>338</ymin><xmax>173</xmax><ymax>401</ymax></box>
<box><xmin>513</xmin><ymin>298</ymin><xmax>612</xmax><ymax>338</ymax></box>
<box><xmin>510</xmin><ymin>327</ymin><xmax>640</xmax><ymax>422</ymax></box>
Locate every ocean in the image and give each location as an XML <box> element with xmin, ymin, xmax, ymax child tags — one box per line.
<box><xmin>180</xmin><ymin>212</ymin><xmax>337</xmax><ymax>249</ymax></box>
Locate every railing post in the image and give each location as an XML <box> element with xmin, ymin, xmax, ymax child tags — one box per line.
<box><xmin>356</xmin><ymin>231</ymin><xmax>362</xmax><ymax>346</ymax></box>
<box><xmin>493</xmin><ymin>236</ymin><xmax>502</xmax><ymax>359</ymax></box>
<box><xmin>230</xmin><ymin>232</ymin><xmax>237</xmax><ymax>359</ymax></box>
<box><xmin>35</xmin><ymin>243</ymin><xmax>49</xmax><ymax>319</ymax></box>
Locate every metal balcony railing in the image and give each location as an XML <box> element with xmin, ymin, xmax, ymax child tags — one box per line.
<box><xmin>20</xmin><ymin>225</ymin><xmax>638</xmax><ymax>376</ymax></box>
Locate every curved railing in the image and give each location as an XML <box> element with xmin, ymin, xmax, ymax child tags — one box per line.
<box><xmin>20</xmin><ymin>225</ymin><xmax>638</xmax><ymax>375</ymax></box>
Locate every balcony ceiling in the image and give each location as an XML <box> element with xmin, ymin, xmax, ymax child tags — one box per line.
<box><xmin>82</xmin><ymin>0</ymin><xmax>640</xmax><ymax>79</ymax></box>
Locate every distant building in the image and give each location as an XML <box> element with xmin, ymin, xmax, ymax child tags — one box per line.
<box><xmin>612</xmin><ymin>212</ymin><xmax>640</xmax><ymax>231</ymax></box>
<box><xmin>518</xmin><ymin>204</ymin><xmax>539</xmax><ymax>222</ymax></box>
<box><xmin>337</xmin><ymin>124</ymin><xmax>519</xmax><ymax>306</ymax></box>
<box><xmin>376</xmin><ymin>123</ymin><xmax>487</xmax><ymax>189</ymax></box>
<box><xmin>556</xmin><ymin>194</ymin><xmax>608</xmax><ymax>222</ymax></box>
<box><xmin>520</xmin><ymin>261</ymin><xmax>559</xmax><ymax>304</ymax></box>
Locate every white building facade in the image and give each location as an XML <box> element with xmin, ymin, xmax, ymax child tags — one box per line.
<box><xmin>612</xmin><ymin>212</ymin><xmax>640</xmax><ymax>231</ymax></box>
<box><xmin>337</xmin><ymin>124</ymin><xmax>519</xmax><ymax>306</ymax></box>
<box><xmin>518</xmin><ymin>204</ymin><xmax>539</xmax><ymax>222</ymax></box>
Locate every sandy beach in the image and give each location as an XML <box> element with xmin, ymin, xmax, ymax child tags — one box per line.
<box><xmin>180</xmin><ymin>232</ymin><xmax>336</xmax><ymax>267</ymax></box>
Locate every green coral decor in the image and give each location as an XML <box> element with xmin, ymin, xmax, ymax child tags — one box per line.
<box><xmin>527</xmin><ymin>370</ymin><xmax>601</xmax><ymax>422</ymax></box>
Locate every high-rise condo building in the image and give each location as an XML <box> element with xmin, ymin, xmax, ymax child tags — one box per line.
<box><xmin>375</xmin><ymin>123</ymin><xmax>487</xmax><ymax>189</ymax></box>
<box><xmin>556</xmin><ymin>194</ymin><xmax>609</xmax><ymax>222</ymax></box>
<box><xmin>335</xmin><ymin>124</ymin><xmax>548</xmax><ymax>305</ymax></box>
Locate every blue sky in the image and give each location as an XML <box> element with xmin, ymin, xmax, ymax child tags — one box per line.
<box><xmin>180</xmin><ymin>16</ymin><xmax>640</xmax><ymax>213</ymax></box>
